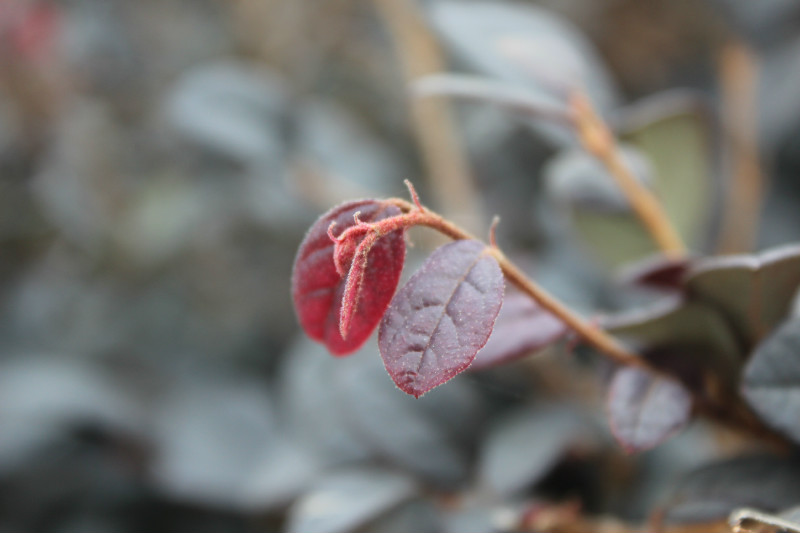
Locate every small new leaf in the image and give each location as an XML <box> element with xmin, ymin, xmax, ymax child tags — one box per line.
<box><xmin>379</xmin><ymin>240</ymin><xmax>504</xmax><ymax>397</ymax></box>
<box><xmin>292</xmin><ymin>200</ymin><xmax>406</xmax><ymax>356</ymax></box>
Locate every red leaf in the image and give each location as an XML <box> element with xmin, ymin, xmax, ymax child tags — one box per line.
<box><xmin>608</xmin><ymin>366</ymin><xmax>692</xmax><ymax>453</ymax></box>
<box><xmin>378</xmin><ymin>240</ymin><xmax>504</xmax><ymax>397</ymax></box>
<box><xmin>471</xmin><ymin>291</ymin><xmax>569</xmax><ymax>371</ymax></box>
<box><xmin>292</xmin><ymin>200</ymin><xmax>406</xmax><ymax>355</ymax></box>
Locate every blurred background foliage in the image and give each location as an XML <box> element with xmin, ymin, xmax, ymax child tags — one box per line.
<box><xmin>2</xmin><ymin>0</ymin><xmax>800</xmax><ymax>532</ymax></box>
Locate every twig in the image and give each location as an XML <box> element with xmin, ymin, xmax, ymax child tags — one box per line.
<box><xmin>381</xmin><ymin>181</ymin><xmax>786</xmax><ymax>445</ymax></box>
<box><xmin>716</xmin><ymin>39</ymin><xmax>765</xmax><ymax>254</ymax></box>
<box><xmin>371</xmin><ymin>0</ymin><xmax>484</xmax><ymax>232</ymax></box>
<box><xmin>571</xmin><ymin>91</ymin><xmax>687</xmax><ymax>256</ymax></box>
<box><xmin>411</xmin><ymin>74</ymin><xmax>688</xmax><ymax>257</ymax></box>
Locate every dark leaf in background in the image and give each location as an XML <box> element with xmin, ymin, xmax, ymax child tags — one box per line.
<box><xmin>685</xmin><ymin>244</ymin><xmax>800</xmax><ymax>349</ymax></box>
<box><xmin>426</xmin><ymin>0</ymin><xmax>618</xmax><ymax>146</ymax></box>
<box><xmin>281</xmin><ymin>338</ymin><xmax>480</xmax><ymax>487</ymax></box>
<box><xmin>742</xmin><ymin>318</ymin><xmax>800</xmax><ymax>443</ymax></box>
<box><xmin>240</xmin><ymin>435</ymin><xmax>324</xmax><ymax>512</ymax></box>
<box><xmin>336</xmin><ymin>350</ymin><xmax>479</xmax><ymax>487</ymax></box>
<box><xmin>279</xmin><ymin>338</ymin><xmax>374</xmax><ymax>465</ymax></box>
<box><xmin>284</xmin><ymin>468</ymin><xmax>416</xmax><ymax>533</ymax></box>
<box><xmin>165</xmin><ymin>62</ymin><xmax>288</xmax><ymax>166</ymax></box>
<box><xmin>471</xmin><ymin>291</ymin><xmax>569</xmax><ymax>370</ymax></box>
<box><xmin>163</xmin><ymin>61</ymin><xmax>310</xmax><ymax>232</ymax></box>
<box><xmin>0</xmin><ymin>357</ymin><xmax>142</xmax><ymax>472</ymax></box>
<box><xmin>294</xmin><ymin>100</ymin><xmax>401</xmax><ymax>204</ymax></box>
<box><xmin>619</xmin><ymin>424</ymin><xmax>724</xmax><ymax>519</ymax></box>
<box><xmin>617</xmin><ymin>254</ymin><xmax>693</xmax><ymax>292</ymax></box>
<box><xmin>759</xmin><ymin>34</ymin><xmax>800</xmax><ymax>153</ymax></box>
<box><xmin>605</xmin><ymin>299</ymin><xmax>743</xmax><ymax>388</ymax></box>
<box><xmin>379</xmin><ymin>240</ymin><xmax>504</xmax><ymax>397</ymax></box>
<box><xmin>664</xmin><ymin>455</ymin><xmax>800</xmax><ymax>524</ymax></box>
<box><xmin>292</xmin><ymin>200</ymin><xmax>405</xmax><ymax>355</ymax></box>
<box><xmin>608</xmin><ymin>367</ymin><xmax>692</xmax><ymax>453</ymax></box>
<box><xmin>477</xmin><ymin>404</ymin><xmax>594</xmax><ymax>496</ymax></box>
<box><xmin>150</xmin><ymin>379</ymin><xmax>276</xmax><ymax>509</ymax></box>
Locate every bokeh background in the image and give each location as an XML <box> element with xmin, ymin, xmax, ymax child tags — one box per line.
<box><xmin>1</xmin><ymin>0</ymin><xmax>800</xmax><ymax>531</ymax></box>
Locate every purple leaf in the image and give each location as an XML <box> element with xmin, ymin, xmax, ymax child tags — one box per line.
<box><xmin>379</xmin><ymin>240</ymin><xmax>504</xmax><ymax>398</ymax></box>
<box><xmin>471</xmin><ymin>292</ymin><xmax>568</xmax><ymax>370</ymax></box>
<box><xmin>608</xmin><ymin>366</ymin><xmax>692</xmax><ymax>453</ymax></box>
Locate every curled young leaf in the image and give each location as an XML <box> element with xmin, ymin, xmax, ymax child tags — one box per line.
<box><xmin>292</xmin><ymin>200</ymin><xmax>406</xmax><ymax>355</ymax></box>
<box><xmin>379</xmin><ymin>240</ymin><xmax>504</xmax><ymax>398</ymax></box>
<box><xmin>608</xmin><ymin>366</ymin><xmax>692</xmax><ymax>453</ymax></box>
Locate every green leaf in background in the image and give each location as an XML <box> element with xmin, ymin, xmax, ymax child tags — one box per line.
<box><xmin>685</xmin><ymin>243</ymin><xmax>800</xmax><ymax>348</ymax></box>
<box><xmin>553</xmin><ymin>92</ymin><xmax>717</xmax><ymax>269</ymax></box>
<box><xmin>620</xmin><ymin>92</ymin><xmax>717</xmax><ymax>256</ymax></box>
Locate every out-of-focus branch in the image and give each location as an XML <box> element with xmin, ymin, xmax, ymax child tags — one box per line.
<box><xmin>413</xmin><ymin>73</ymin><xmax>688</xmax><ymax>257</ymax></box>
<box><xmin>571</xmin><ymin>91</ymin><xmax>687</xmax><ymax>257</ymax></box>
<box><xmin>716</xmin><ymin>39</ymin><xmax>764</xmax><ymax>254</ymax></box>
<box><xmin>372</xmin><ymin>0</ymin><xmax>484</xmax><ymax>232</ymax></box>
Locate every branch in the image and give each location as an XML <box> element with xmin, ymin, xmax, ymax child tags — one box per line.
<box><xmin>571</xmin><ymin>91</ymin><xmax>687</xmax><ymax>256</ymax></box>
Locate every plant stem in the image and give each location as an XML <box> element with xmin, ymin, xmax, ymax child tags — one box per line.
<box><xmin>571</xmin><ymin>92</ymin><xmax>687</xmax><ymax>257</ymax></box>
<box><xmin>386</xmin><ymin>196</ymin><xmax>645</xmax><ymax>369</ymax></box>
<box><xmin>382</xmin><ymin>189</ymin><xmax>788</xmax><ymax>446</ymax></box>
<box><xmin>410</xmin><ymin>79</ymin><xmax>689</xmax><ymax>256</ymax></box>
<box><xmin>489</xmin><ymin>247</ymin><xmax>646</xmax><ymax>367</ymax></box>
